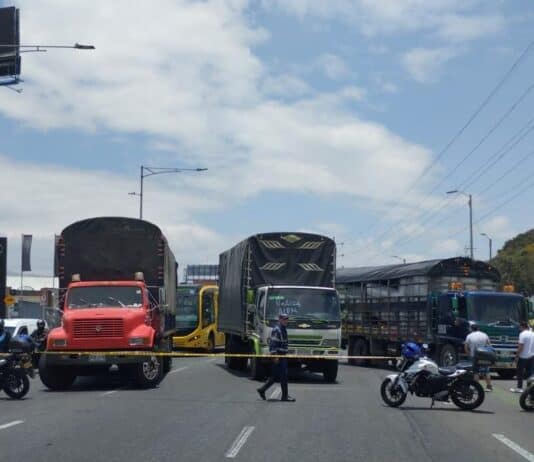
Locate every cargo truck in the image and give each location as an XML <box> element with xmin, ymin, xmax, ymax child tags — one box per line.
<box><xmin>337</xmin><ymin>257</ymin><xmax>533</xmax><ymax>377</ymax></box>
<box><xmin>218</xmin><ymin>233</ymin><xmax>341</xmax><ymax>382</ymax></box>
<box><xmin>40</xmin><ymin>217</ymin><xmax>177</xmax><ymax>390</ymax></box>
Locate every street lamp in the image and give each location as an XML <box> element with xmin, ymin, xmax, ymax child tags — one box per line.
<box><xmin>392</xmin><ymin>255</ymin><xmax>406</xmax><ymax>264</ymax></box>
<box><xmin>129</xmin><ymin>165</ymin><xmax>208</xmax><ymax>219</ymax></box>
<box><xmin>480</xmin><ymin>233</ymin><xmax>493</xmax><ymax>261</ymax></box>
<box><xmin>447</xmin><ymin>190</ymin><xmax>473</xmax><ymax>260</ymax></box>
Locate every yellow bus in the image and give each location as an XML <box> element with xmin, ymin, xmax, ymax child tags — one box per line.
<box><xmin>173</xmin><ymin>284</ymin><xmax>224</xmax><ymax>352</ymax></box>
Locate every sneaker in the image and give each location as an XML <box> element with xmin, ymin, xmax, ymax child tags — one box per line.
<box><xmin>281</xmin><ymin>396</ymin><xmax>296</xmax><ymax>402</ymax></box>
<box><xmin>485</xmin><ymin>386</ymin><xmax>493</xmax><ymax>392</ymax></box>
<box><xmin>257</xmin><ymin>388</ymin><xmax>266</xmax><ymax>400</ymax></box>
<box><xmin>510</xmin><ymin>388</ymin><xmax>523</xmax><ymax>393</ymax></box>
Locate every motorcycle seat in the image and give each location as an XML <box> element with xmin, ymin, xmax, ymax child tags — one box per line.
<box><xmin>438</xmin><ymin>367</ymin><xmax>457</xmax><ymax>376</ymax></box>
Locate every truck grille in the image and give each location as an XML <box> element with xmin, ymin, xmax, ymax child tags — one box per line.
<box><xmin>73</xmin><ymin>319</ymin><xmax>124</xmax><ymax>339</ymax></box>
<box><xmin>288</xmin><ymin>338</ymin><xmax>321</xmax><ymax>346</ymax></box>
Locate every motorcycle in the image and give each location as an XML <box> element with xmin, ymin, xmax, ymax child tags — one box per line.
<box><xmin>0</xmin><ymin>337</ymin><xmax>34</xmax><ymax>399</ymax></box>
<box><xmin>380</xmin><ymin>345</ymin><xmax>494</xmax><ymax>411</ymax></box>
<box><xmin>519</xmin><ymin>375</ymin><xmax>534</xmax><ymax>412</ymax></box>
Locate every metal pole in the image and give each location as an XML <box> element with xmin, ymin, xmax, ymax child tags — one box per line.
<box><xmin>489</xmin><ymin>238</ymin><xmax>493</xmax><ymax>261</ymax></box>
<box><xmin>468</xmin><ymin>194</ymin><xmax>474</xmax><ymax>260</ymax></box>
<box><xmin>139</xmin><ymin>165</ymin><xmax>144</xmax><ymax>220</ymax></box>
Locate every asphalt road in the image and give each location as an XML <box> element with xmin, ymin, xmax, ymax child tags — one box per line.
<box><xmin>0</xmin><ymin>358</ymin><xmax>532</xmax><ymax>462</ymax></box>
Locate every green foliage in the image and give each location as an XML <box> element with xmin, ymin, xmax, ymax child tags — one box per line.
<box><xmin>491</xmin><ymin>229</ymin><xmax>534</xmax><ymax>295</ymax></box>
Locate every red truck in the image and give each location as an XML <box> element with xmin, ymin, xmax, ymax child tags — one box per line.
<box><xmin>39</xmin><ymin>217</ymin><xmax>177</xmax><ymax>390</ymax></box>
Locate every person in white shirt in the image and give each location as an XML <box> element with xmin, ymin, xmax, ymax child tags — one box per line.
<box><xmin>510</xmin><ymin>321</ymin><xmax>534</xmax><ymax>393</ymax></box>
<box><xmin>464</xmin><ymin>323</ymin><xmax>493</xmax><ymax>391</ymax></box>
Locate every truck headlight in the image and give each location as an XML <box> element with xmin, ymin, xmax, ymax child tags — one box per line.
<box><xmin>129</xmin><ymin>337</ymin><xmax>147</xmax><ymax>346</ymax></box>
<box><xmin>53</xmin><ymin>339</ymin><xmax>67</xmax><ymax>347</ymax></box>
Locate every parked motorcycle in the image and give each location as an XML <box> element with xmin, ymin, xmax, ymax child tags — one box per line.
<box><xmin>380</xmin><ymin>343</ymin><xmax>494</xmax><ymax>411</ymax></box>
<box><xmin>0</xmin><ymin>336</ymin><xmax>34</xmax><ymax>399</ymax></box>
<box><xmin>519</xmin><ymin>375</ymin><xmax>534</xmax><ymax>412</ymax></box>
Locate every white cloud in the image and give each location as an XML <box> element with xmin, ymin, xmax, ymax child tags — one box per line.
<box><xmin>261</xmin><ymin>0</ymin><xmax>505</xmax><ymax>41</ymax></box>
<box><xmin>401</xmin><ymin>47</ymin><xmax>458</xmax><ymax>83</ymax></box>
<box><xmin>478</xmin><ymin>215</ymin><xmax>514</xmax><ymax>240</ymax></box>
<box><xmin>431</xmin><ymin>238</ymin><xmax>462</xmax><ymax>256</ymax></box>
<box><xmin>315</xmin><ymin>54</ymin><xmax>351</xmax><ymax>80</ymax></box>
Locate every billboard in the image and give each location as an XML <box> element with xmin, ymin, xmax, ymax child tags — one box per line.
<box><xmin>0</xmin><ymin>6</ymin><xmax>21</xmax><ymax>79</ymax></box>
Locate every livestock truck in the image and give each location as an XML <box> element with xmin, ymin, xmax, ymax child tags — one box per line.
<box><xmin>218</xmin><ymin>233</ymin><xmax>341</xmax><ymax>382</ymax></box>
<box><xmin>337</xmin><ymin>257</ymin><xmax>533</xmax><ymax>377</ymax></box>
<box><xmin>40</xmin><ymin>217</ymin><xmax>177</xmax><ymax>390</ymax></box>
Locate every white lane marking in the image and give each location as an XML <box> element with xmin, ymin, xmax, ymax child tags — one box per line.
<box><xmin>169</xmin><ymin>366</ymin><xmax>188</xmax><ymax>375</ymax></box>
<box><xmin>269</xmin><ymin>387</ymin><xmax>281</xmax><ymax>400</ymax></box>
<box><xmin>0</xmin><ymin>420</ymin><xmax>24</xmax><ymax>431</ymax></box>
<box><xmin>225</xmin><ymin>426</ymin><xmax>255</xmax><ymax>459</ymax></box>
<box><xmin>493</xmin><ymin>434</ymin><xmax>534</xmax><ymax>462</ymax></box>
<box><xmin>101</xmin><ymin>390</ymin><xmax>119</xmax><ymax>397</ymax></box>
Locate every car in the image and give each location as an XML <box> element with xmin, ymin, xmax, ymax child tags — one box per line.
<box><xmin>2</xmin><ymin>318</ymin><xmax>47</xmax><ymax>337</ymax></box>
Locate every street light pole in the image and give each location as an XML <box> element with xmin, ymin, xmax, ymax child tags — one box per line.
<box><xmin>447</xmin><ymin>190</ymin><xmax>474</xmax><ymax>260</ymax></box>
<box><xmin>129</xmin><ymin>165</ymin><xmax>208</xmax><ymax>220</ymax></box>
<box><xmin>480</xmin><ymin>233</ymin><xmax>493</xmax><ymax>260</ymax></box>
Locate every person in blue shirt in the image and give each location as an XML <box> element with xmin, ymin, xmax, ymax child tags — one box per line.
<box><xmin>257</xmin><ymin>313</ymin><xmax>295</xmax><ymax>402</ymax></box>
<box><xmin>0</xmin><ymin>319</ymin><xmax>12</xmax><ymax>353</ymax></box>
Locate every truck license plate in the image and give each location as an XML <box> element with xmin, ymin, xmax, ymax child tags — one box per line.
<box><xmin>88</xmin><ymin>354</ymin><xmax>106</xmax><ymax>363</ymax></box>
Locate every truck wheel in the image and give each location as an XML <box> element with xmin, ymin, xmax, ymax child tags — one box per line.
<box><xmin>39</xmin><ymin>364</ymin><xmax>76</xmax><ymax>391</ymax></box>
<box><xmin>439</xmin><ymin>344</ymin><xmax>458</xmax><ymax>367</ymax></box>
<box><xmin>497</xmin><ymin>370</ymin><xmax>515</xmax><ymax>380</ymax></box>
<box><xmin>323</xmin><ymin>360</ymin><xmax>338</xmax><ymax>383</ymax></box>
<box><xmin>162</xmin><ymin>356</ymin><xmax>172</xmax><ymax>375</ymax></box>
<box><xmin>250</xmin><ymin>357</ymin><xmax>266</xmax><ymax>380</ymax></box>
<box><xmin>132</xmin><ymin>356</ymin><xmax>162</xmax><ymax>389</ymax></box>
<box><xmin>350</xmin><ymin>338</ymin><xmax>369</xmax><ymax>367</ymax></box>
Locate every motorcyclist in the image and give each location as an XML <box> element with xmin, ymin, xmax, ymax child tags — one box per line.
<box><xmin>30</xmin><ymin>320</ymin><xmax>48</xmax><ymax>351</ymax></box>
<box><xmin>0</xmin><ymin>319</ymin><xmax>12</xmax><ymax>353</ymax></box>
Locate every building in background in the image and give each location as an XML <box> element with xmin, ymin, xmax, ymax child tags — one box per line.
<box><xmin>183</xmin><ymin>265</ymin><xmax>218</xmax><ymax>285</ymax></box>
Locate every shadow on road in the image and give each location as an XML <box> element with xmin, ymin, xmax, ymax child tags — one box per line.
<box><xmin>395</xmin><ymin>405</ymin><xmax>495</xmax><ymax>414</ymax></box>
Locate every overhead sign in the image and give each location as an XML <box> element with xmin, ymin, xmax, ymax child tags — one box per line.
<box><xmin>3</xmin><ymin>295</ymin><xmax>16</xmax><ymax>306</ymax></box>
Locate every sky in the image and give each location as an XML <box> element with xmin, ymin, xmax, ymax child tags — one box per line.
<box><xmin>1</xmin><ymin>0</ymin><xmax>533</xmax><ymax>281</ymax></box>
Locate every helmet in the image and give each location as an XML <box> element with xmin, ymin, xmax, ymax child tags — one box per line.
<box><xmin>401</xmin><ymin>342</ymin><xmax>421</xmax><ymax>360</ymax></box>
<box><xmin>37</xmin><ymin>320</ymin><xmax>45</xmax><ymax>329</ymax></box>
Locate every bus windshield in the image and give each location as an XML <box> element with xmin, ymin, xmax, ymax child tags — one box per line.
<box><xmin>175</xmin><ymin>287</ymin><xmax>199</xmax><ymax>333</ymax></box>
<box><xmin>67</xmin><ymin>286</ymin><xmax>143</xmax><ymax>308</ymax></box>
<box><xmin>466</xmin><ymin>294</ymin><xmax>523</xmax><ymax>325</ymax></box>
<box><xmin>266</xmin><ymin>288</ymin><xmax>340</xmax><ymax>321</ymax></box>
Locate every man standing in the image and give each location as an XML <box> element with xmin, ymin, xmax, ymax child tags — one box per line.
<box><xmin>465</xmin><ymin>323</ymin><xmax>493</xmax><ymax>391</ymax></box>
<box><xmin>510</xmin><ymin>321</ymin><xmax>534</xmax><ymax>393</ymax></box>
<box><xmin>257</xmin><ymin>313</ymin><xmax>295</xmax><ymax>402</ymax></box>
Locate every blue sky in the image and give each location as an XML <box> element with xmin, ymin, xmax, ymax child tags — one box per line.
<box><xmin>1</xmin><ymin>0</ymin><xmax>533</xmax><ymax>277</ymax></box>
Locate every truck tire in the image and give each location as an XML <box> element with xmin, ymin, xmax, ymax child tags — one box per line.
<box><xmin>323</xmin><ymin>360</ymin><xmax>338</xmax><ymax>383</ymax></box>
<box><xmin>132</xmin><ymin>356</ymin><xmax>162</xmax><ymax>389</ymax></box>
<box><xmin>497</xmin><ymin>370</ymin><xmax>515</xmax><ymax>380</ymax></box>
<box><xmin>438</xmin><ymin>344</ymin><xmax>458</xmax><ymax>367</ymax></box>
<box><xmin>162</xmin><ymin>356</ymin><xmax>172</xmax><ymax>375</ymax></box>
<box><xmin>350</xmin><ymin>338</ymin><xmax>369</xmax><ymax>367</ymax></box>
<box><xmin>39</xmin><ymin>364</ymin><xmax>76</xmax><ymax>391</ymax></box>
<box><xmin>250</xmin><ymin>357</ymin><xmax>266</xmax><ymax>380</ymax></box>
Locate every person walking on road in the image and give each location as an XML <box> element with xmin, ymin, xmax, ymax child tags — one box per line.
<box><xmin>510</xmin><ymin>321</ymin><xmax>534</xmax><ymax>393</ymax></box>
<box><xmin>257</xmin><ymin>313</ymin><xmax>295</xmax><ymax>402</ymax></box>
<box><xmin>464</xmin><ymin>323</ymin><xmax>493</xmax><ymax>392</ymax></box>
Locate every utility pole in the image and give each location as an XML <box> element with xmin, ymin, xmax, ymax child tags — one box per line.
<box><xmin>129</xmin><ymin>165</ymin><xmax>207</xmax><ymax>220</ymax></box>
<box><xmin>447</xmin><ymin>190</ymin><xmax>474</xmax><ymax>260</ymax></box>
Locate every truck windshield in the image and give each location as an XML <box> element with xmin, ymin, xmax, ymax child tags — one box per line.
<box><xmin>466</xmin><ymin>294</ymin><xmax>523</xmax><ymax>325</ymax></box>
<box><xmin>175</xmin><ymin>288</ymin><xmax>199</xmax><ymax>332</ymax></box>
<box><xmin>67</xmin><ymin>286</ymin><xmax>143</xmax><ymax>308</ymax></box>
<box><xmin>266</xmin><ymin>288</ymin><xmax>340</xmax><ymax>321</ymax></box>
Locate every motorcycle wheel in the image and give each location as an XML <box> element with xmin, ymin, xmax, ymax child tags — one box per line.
<box><xmin>380</xmin><ymin>378</ymin><xmax>407</xmax><ymax>407</ymax></box>
<box><xmin>3</xmin><ymin>369</ymin><xmax>30</xmax><ymax>399</ymax></box>
<box><xmin>450</xmin><ymin>380</ymin><xmax>484</xmax><ymax>411</ymax></box>
<box><xmin>519</xmin><ymin>385</ymin><xmax>534</xmax><ymax>412</ymax></box>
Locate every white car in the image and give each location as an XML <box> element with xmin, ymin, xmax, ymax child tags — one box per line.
<box><xmin>2</xmin><ymin>318</ymin><xmax>47</xmax><ymax>337</ymax></box>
